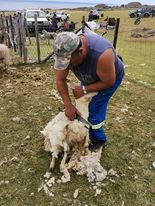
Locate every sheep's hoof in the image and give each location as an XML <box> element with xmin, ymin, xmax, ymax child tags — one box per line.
<box><xmin>60</xmin><ymin>167</ymin><xmax>71</xmax><ymax>182</ymax></box>
<box><xmin>49</xmin><ymin>162</ymin><xmax>55</xmax><ymax>170</ymax></box>
<box><xmin>61</xmin><ymin>175</ymin><xmax>71</xmax><ymax>183</ymax></box>
<box><xmin>49</xmin><ymin>157</ymin><xmax>56</xmax><ymax>170</ymax></box>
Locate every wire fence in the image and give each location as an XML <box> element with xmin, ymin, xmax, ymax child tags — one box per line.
<box><xmin>0</xmin><ymin>13</ymin><xmax>155</xmax><ymax>66</ymax></box>
<box><xmin>116</xmin><ymin>16</ymin><xmax>155</xmax><ymax>66</ymax></box>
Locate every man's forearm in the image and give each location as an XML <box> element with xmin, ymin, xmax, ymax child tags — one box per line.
<box><xmin>85</xmin><ymin>80</ymin><xmax>114</xmax><ymax>92</ymax></box>
<box><xmin>56</xmin><ymin>80</ymin><xmax>72</xmax><ymax>107</ymax></box>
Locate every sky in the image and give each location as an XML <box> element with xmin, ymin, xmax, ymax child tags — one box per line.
<box><xmin>2</xmin><ymin>0</ymin><xmax>154</xmax><ymax>3</ymax></box>
<box><xmin>0</xmin><ymin>0</ymin><xmax>155</xmax><ymax>11</ymax></box>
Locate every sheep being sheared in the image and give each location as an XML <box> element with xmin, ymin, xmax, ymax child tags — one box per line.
<box><xmin>0</xmin><ymin>44</ymin><xmax>10</xmax><ymax>70</ymax></box>
<box><xmin>41</xmin><ymin>92</ymin><xmax>97</xmax><ymax>182</ymax></box>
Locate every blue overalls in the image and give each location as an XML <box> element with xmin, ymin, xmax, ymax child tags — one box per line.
<box><xmin>72</xmin><ymin>33</ymin><xmax>124</xmax><ymax>143</ymax></box>
<box><xmin>88</xmin><ymin>79</ymin><xmax>123</xmax><ymax>143</ymax></box>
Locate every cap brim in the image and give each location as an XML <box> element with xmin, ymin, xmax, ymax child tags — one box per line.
<box><xmin>54</xmin><ymin>55</ymin><xmax>71</xmax><ymax>70</ymax></box>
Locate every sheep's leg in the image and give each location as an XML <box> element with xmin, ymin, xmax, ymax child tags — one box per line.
<box><xmin>49</xmin><ymin>155</ymin><xmax>56</xmax><ymax>170</ymax></box>
<box><xmin>60</xmin><ymin>143</ymin><xmax>70</xmax><ymax>182</ymax></box>
<box><xmin>3</xmin><ymin>57</ymin><xmax>9</xmax><ymax>71</ymax></box>
<box><xmin>66</xmin><ymin>161</ymin><xmax>75</xmax><ymax>170</ymax></box>
<box><xmin>95</xmin><ymin>147</ymin><xmax>103</xmax><ymax>160</ymax></box>
<box><xmin>84</xmin><ymin>135</ymin><xmax>90</xmax><ymax>154</ymax></box>
<box><xmin>60</xmin><ymin>151</ymin><xmax>71</xmax><ymax>183</ymax></box>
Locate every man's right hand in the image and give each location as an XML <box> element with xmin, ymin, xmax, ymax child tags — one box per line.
<box><xmin>65</xmin><ymin>104</ymin><xmax>81</xmax><ymax>121</ymax></box>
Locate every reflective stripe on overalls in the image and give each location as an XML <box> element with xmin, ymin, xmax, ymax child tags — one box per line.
<box><xmin>91</xmin><ymin>121</ymin><xmax>104</xmax><ymax>130</ymax></box>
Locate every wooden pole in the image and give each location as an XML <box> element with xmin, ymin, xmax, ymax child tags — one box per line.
<box><xmin>82</xmin><ymin>16</ymin><xmax>85</xmax><ymax>33</ymax></box>
<box><xmin>0</xmin><ymin>14</ymin><xmax>6</xmax><ymax>44</ymax></box>
<box><xmin>35</xmin><ymin>14</ymin><xmax>41</xmax><ymax>63</ymax></box>
<box><xmin>113</xmin><ymin>18</ymin><xmax>120</xmax><ymax>49</ymax></box>
<box><xmin>17</xmin><ymin>13</ymin><xmax>23</xmax><ymax>57</ymax></box>
<box><xmin>9</xmin><ymin>15</ymin><xmax>16</xmax><ymax>52</ymax></box>
<box><xmin>0</xmin><ymin>15</ymin><xmax>2</xmax><ymax>28</ymax></box>
<box><xmin>25</xmin><ymin>19</ymin><xmax>31</xmax><ymax>45</ymax></box>
<box><xmin>21</xmin><ymin>13</ymin><xmax>27</xmax><ymax>63</ymax></box>
<box><xmin>0</xmin><ymin>14</ymin><xmax>4</xmax><ymax>28</ymax></box>
<box><xmin>5</xmin><ymin>16</ymin><xmax>12</xmax><ymax>48</ymax></box>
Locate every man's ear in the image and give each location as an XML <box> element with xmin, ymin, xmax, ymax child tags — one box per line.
<box><xmin>79</xmin><ymin>47</ymin><xmax>83</xmax><ymax>55</ymax></box>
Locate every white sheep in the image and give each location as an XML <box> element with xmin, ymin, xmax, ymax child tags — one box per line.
<box><xmin>39</xmin><ymin>30</ymin><xmax>56</xmax><ymax>40</ymax></box>
<box><xmin>0</xmin><ymin>44</ymin><xmax>10</xmax><ymax>69</ymax></box>
<box><xmin>41</xmin><ymin>92</ymin><xmax>97</xmax><ymax>182</ymax></box>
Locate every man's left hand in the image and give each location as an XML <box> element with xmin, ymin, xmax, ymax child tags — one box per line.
<box><xmin>72</xmin><ymin>86</ymin><xmax>84</xmax><ymax>99</ymax></box>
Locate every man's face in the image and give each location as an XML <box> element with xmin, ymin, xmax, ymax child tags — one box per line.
<box><xmin>69</xmin><ymin>49</ymin><xmax>83</xmax><ymax>68</ymax></box>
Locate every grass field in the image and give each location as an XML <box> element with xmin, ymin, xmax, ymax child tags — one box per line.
<box><xmin>17</xmin><ymin>9</ymin><xmax>155</xmax><ymax>87</ymax></box>
<box><xmin>0</xmin><ymin>8</ymin><xmax>155</xmax><ymax>206</ymax></box>
<box><xmin>69</xmin><ymin>9</ymin><xmax>155</xmax><ymax>87</ymax></box>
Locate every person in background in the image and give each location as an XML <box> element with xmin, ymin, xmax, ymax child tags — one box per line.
<box><xmin>53</xmin><ymin>32</ymin><xmax>124</xmax><ymax>152</ymax></box>
<box><xmin>104</xmin><ymin>16</ymin><xmax>108</xmax><ymax>21</ymax></box>
<box><xmin>60</xmin><ymin>20</ymin><xmax>76</xmax><ymax>31</ymax></box>
<box><xmin>106</xmin><ymin>17</ymin><xmax>116</xmax><ymax>30</ymax></box>
<box><xmin>69</xmin><ymin>21</ymin><xmax>76</xmax><ymax>30</ymax></box>
<box><xmin>46</xmin><ymin>11</ymin><xmax>51</xmax><ymax>21</ymax></box>
<box><xmin>63</xmin><ymin>19</ymin><xmax>70</xmax><ymax>30</ymax></box>
<box><xmin>51</xmin><ymin>12</ymin><xmax>58</xmax><ymax>32</ymax></box>
<box><xmin>88</xmin><ymin>10</ymin><xmax>93</xmax><ymax>21</ymax></box>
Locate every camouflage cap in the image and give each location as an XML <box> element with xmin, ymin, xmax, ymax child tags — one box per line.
<box><xmin>53</xmin><ymin>32</ymin><xmax>80</xmax><ymax>70</ymax></box>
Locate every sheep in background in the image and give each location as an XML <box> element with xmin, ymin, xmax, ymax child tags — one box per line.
<box><xmin>39</xmin><ymin>29</ymin><xmax>56</xmax><ymax>40</ymax></box>
<box><xmin>76</xmin><ymin>21</ymin><xmax>99</xmax><ymax>35</ymax></box>
<box><xmin>0</xmin><ymin>44</ymin><xmax>10</xmax><ymax>70</ymax></box>
<box><xmin>41</xmin><ymin>92</ymin><xmax>98</xmax><ymax>182</ymax></box>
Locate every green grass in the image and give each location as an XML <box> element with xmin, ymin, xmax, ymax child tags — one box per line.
<box><xmin>1</xmin><ymin>8</ymin><xmax>155</xmax><ymax>206</ymax></box>
<box><xmin>101</xmin><ymin>9</ymin><xmax>155</xmax><ymax>87</ymax></box>
<box><xmin>0</xmin><ymin>63</ymin><xmax>155</xmax><ymax>206</ymax></box>
<box><xmin>14</xmin><ymin>9</ymin><xmax>155</xmax><ymax>87</ymax></box>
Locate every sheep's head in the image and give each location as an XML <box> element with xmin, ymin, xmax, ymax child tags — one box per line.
<box><xmin>75</xmin><ymin>92</ymin><xmax>98</xmax><ymax>119</ymax></box>
<box><xmin>82</xmin><ymin>92</ymin><xmax>98</xmax><ymax>102</ymax></box>
<box><xmin>76</xmin><ymin>92</ymin><xmax>97</xmax><ymax>104</ymax></box>
<box><xmin>42</xmin><ymin>29</ymin><xmax>47</xmax><ymax>34</ymax></box>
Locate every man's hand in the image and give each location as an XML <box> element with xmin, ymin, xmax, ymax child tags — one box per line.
<box><xmin>72</xmin><ymin>86</ymin><xmax>84</xmax><ymax>99</ymax></box>
<box><xmin>65</xmin><ymin>103</ymin><xmax>81</xmax><ymax>121</ymax></box>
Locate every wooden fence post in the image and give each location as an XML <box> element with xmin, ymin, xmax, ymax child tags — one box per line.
<box><xmin>5</xmin><ymin>16</ymin><xmax>12</xmax><ymax>48</ymax></box>
<box><xmin>0</xmin><ymin>14</ymin><xmax>7</xmax><ymax>45</ymax></box>
<box><xmin>0</xmin><ymin>14</ymin><xmax>4</xmax><ymax>28</ymax></box>
<box><xmin>113</xmin><ymin>18</ymin><xmax>120</xmax><ymax>49</ymax></box>
<box><xmin>21</xmin><ymin>13</ymin><xmax>27</xmax><ymax>63</ymax></box>
<box><xmin>16</xmin><ymin>13</ymin><xmax>23</xmax><ymax>57</ymax></box>
<box><xmin>9</xmin><ymin>15</ymin><xmax>16</xmax><ymax>52</ymax></box>
<box><xmin>35</xmin><ymin>14</ymin><xmax>41</xmax><ymax>63</ymax></box>
<box><xmin>0</xmin><ymin>15</ymin><xmax>2</xmax><ymax>28</ymax></box>
<box><xmin>82</xmin><ymin>16</ymin><xmax>85</xmax><ymax>33</ymax></box>
<box><xmin>25</xmin><ymin>20</ymin><xmax>31</xmax><ymax>45</ymax></box>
